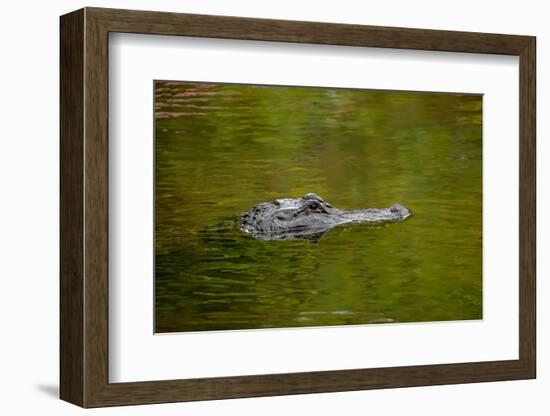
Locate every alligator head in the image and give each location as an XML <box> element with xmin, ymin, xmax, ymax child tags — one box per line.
<box><xmin>241</xmin><ymin>193</ymin><xmax>411</xmax><ymax>241</ymax></box>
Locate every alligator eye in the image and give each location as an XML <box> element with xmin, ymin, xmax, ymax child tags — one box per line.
<box><xmin>308</xmin><ymin>202</ymin><xmax>324</xmax><ymax>213</ymax></box>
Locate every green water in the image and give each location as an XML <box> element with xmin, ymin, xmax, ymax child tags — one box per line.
<box><xmin>155</xmin><ymin>81</ymin><xmax>482</xmax><ymax>333</ymax></box>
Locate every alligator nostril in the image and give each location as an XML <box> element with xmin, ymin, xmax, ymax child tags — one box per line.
<box><xmin>390</xmin><ymin>204</ymin><xmax>404</xmax><ymax>214</ymax></box>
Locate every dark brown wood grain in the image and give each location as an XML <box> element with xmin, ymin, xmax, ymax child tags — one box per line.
<box><xmin>518</xmin><ymin>38</ymin><xmax>536</xmax><ymax>374</ymax></box>
<box><xmin>59</xmin><ymin>8</ymin><xmax>84</xmax><ymax>406</ymax></box>
<box><xmin>60</xmin><ymin>7</ymin><xmax>536</xmax><ymax>408</ymax></box>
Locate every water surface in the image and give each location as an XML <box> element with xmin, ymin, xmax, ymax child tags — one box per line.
<box><xmin>154</xmin><ymin>81</ymin><xmax>482</xmax><ymax>333</ymax></box>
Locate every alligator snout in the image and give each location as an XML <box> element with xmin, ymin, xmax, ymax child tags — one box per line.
<box><xmin>390</xmin><ymin>203</ymin><xmax>412</xmax><ymax>218</ymax></box>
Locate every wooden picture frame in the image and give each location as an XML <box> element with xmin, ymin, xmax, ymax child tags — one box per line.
<box><xmin>60</xmin><ymin>7</ymin><xmax>536</xmax><ymax>408</ymax></box>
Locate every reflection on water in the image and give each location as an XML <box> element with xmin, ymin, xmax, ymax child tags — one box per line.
<box><xmin>155</xmin><ymin>81</ymin><xmax>482</xmax><ymax>333</ymax></box>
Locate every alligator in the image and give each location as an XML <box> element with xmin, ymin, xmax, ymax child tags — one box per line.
<box><xmin>241</xmin><ymin>193</ymin><xmax>411</xmax><ymax>241</ymax></box>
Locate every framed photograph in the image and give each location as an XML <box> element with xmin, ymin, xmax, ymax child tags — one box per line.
<box><xmin>60</xmin><ymin>7</ymin><xmax>536</xmax><ymax>408</ymax></box>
